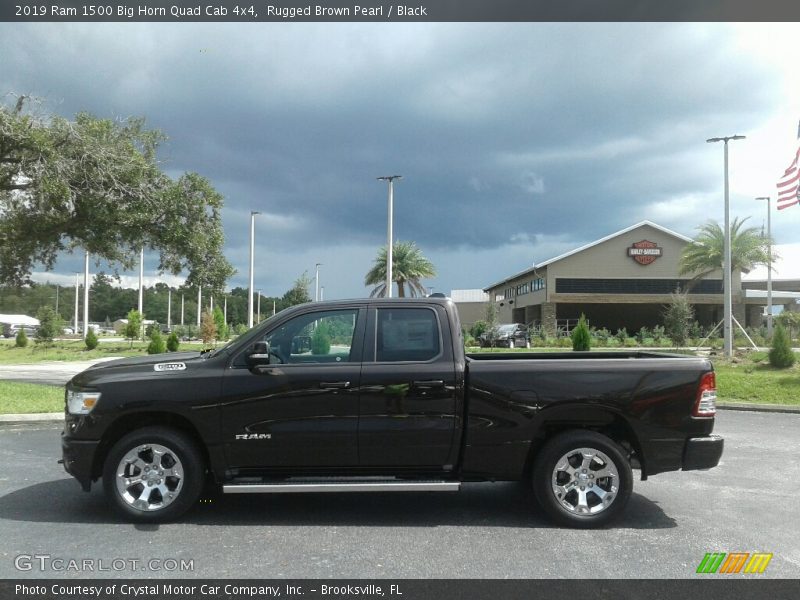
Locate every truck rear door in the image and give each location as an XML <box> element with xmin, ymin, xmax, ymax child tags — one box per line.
<box><xmin>357</xmin><ymin>304</ymin><xmax>458</xmax><ymax>468</ymax></box>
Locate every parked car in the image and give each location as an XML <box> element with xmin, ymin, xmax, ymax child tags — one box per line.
<box><xmin>480</xmin><ymin>323</ymin><xmax>530</xmax><ymax>348</ymax></box>
<box><xmin>3</xmin><ymin>324</ymin><xmax>38</xmax><ymax>338</ymax></box>
<box><xmin>61</xmin><ymin>297</ymin><xmax>722</xmax><ymax>527</ymax></box>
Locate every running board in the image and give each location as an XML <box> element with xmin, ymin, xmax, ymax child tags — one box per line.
<box><xmin>223</xmin><ymin>480</ymin><xmax>460</xmax><ymax>494</ymax></box>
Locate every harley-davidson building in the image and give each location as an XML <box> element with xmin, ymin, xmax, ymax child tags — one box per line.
<box><xmin>481</xmin><ymin>221</ymin><xmax>800</xmax><ymax>334</ymax></box>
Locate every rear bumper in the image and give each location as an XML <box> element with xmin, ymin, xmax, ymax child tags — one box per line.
<box><xmin>683</xmin><ymin>435</ymin><xmax>724</xmax><ymax>471</ymax></box>
<box><xmin>61</xmin><ymin>433</ymin><xmax>99</xmax><ymax>491</ymax></box>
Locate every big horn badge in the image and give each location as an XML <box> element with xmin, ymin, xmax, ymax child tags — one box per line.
<box><xmin>628</xmin><ymin>240</ymin><xmax>662</xmax><ymax>265</ymax></box>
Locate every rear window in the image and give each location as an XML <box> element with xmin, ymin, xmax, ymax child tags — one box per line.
<box><xmin>376</xmin><ymin>308</ymin><xmax>440</xmax><ymax>362</ymax></box>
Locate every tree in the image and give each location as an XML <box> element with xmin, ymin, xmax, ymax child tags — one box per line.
<box><xmin>35</xmin><ymin>305</ymin><xmax>63</xmax><ymax>346</ymax></box>
<box><xmin>663</xmin><ymin>292</ymin><xmax>694</xmax><ymax>348</ymax></box>
<box><xmin>15</xmin><ymin>328</ymin><xmax>27</xmax><ymax>348</ymax></box>
<box><xmin>364</xmin><ymin>241</ymin><xmax>436</xmax><ymax>297</ymax></box>
<box><xmin>311</xmin><ymin>322</ymin><xmax>331</xmax><ymax>355</ymax></box>
<box><xmin>212</xmin><ymin>307</ymin><xmax>228</xmax><ymax>341</ymax></box>
<box><xmin>679</xmin><ymin>218</ymin><xmax>771</xmax><ymax>285</ymax></box>
<box><xmin>775</xmin><ymin>311</ymin><xmax>800</xmax><ymax>342</ymax></box>
<box><xmin>769</xmin><ymin>324</ymin><xmax>795</xmax><ymax>368</ymax></box>
<box><xmin>84</xmin><ymin>328</ymin><xmax>99</xmax><ymax>350</ymax></box>
<box><xmin>282</xmin><ymin>272</ymin><xmax>312</xmax><ymax>308</ymax></box>
<box><xmin>166</xmin><ymin>331</ymin><xmax>180</xmax><ymax>352</ymax></box>
<box><xmin>0</xmin><ymin>98</ymin><xmax>234</xmax><ymax>289</ymax></box>
<box><xmin>200</xmin><ymin>310</ymin><xmax>217</xmax><ymax>347</ymax></box>
<box><xmin>124</xmin><ymin>309</ymin><xmax>143</xmax><ymax>347</ymax></box>
<box><xmin>146</xmin><ymin>328</ymin><xmax>166</xmax><ymax>355</ymax></box>
<box><xmin>571</xmin><ymin>314</ymin><xmax>591</xmax><ymax>351</ymax></box>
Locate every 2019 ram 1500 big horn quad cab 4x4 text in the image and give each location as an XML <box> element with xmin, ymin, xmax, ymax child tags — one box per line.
<box><xmin>61</xmin><ymin>297</ymin><xmax>723</xmax><ymax>527</ymax></box>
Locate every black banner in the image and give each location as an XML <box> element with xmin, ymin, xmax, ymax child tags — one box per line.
<box><xmin>3</xmin><ymin>580</ymin><xmax>800</xmax><ymax>600</ymax></box>
<box><xmin>3</xmin><ymin>0</ymin><xmax>800</xmax><ymax>23</ymax></box>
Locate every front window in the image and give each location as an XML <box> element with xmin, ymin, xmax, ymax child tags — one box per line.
<box><xmin>260</xmin><ymin>309</ymin><xmax>359</xmax><ymax>364</ymax></box>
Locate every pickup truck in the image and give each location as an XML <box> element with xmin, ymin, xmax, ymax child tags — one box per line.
<box><xmin>61</xmin><ymin>297</ymin><xmax>723</xmax><ymax>528</ymax></box>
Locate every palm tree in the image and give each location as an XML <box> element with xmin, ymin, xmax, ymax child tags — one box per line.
<box><xmin>365</xmin><ymin>241</ymin><xmax>436</xmax><ymax>298</ymax></box>
<box><xmin>679</xmin><ymin>217</ymin><xmax>772</xmax><ymax>283</ymax></box>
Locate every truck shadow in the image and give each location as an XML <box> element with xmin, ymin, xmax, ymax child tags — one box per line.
<box><xmin>0</xmin><ymin>478</ymin><xmax>676</xmax><ymax>530</ymax></box>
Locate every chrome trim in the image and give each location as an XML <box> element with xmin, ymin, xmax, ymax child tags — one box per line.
<box><xmin>223</xmin><ymin>481</ymin><xmax>460</xmax><ymax>494</ymax></box>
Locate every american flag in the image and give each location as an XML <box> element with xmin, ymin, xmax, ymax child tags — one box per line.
<box><xmin>777</xmin><ymin>121</ymin><xmax>800</xmax><ymax>210</ymax></box>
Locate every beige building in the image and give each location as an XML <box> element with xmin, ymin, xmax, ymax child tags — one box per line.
<box><xmin>482</xmin><ymin>221</ymin><xmax>794</xmax><ymax>335</ymax></box>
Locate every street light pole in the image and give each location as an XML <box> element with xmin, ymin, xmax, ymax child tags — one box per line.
<box><xmin>756</xmin><ymin>196</ymin><xmax>773</xmax><ymax>336</ymax></box>
<box><xmin>315</xmin><ymin>263</ymin><xmax>322</xmax><ymax>302</ymax></box>
<box><xmin>257</xmin><ymin>290</ymin><xmax>261</xmax><ymax>324</ymax></box>
<box><xmin>707</xmin><ymin>135</ymin><xmax>746</xmax><ymax>357</ymax></box>
<box><xmin>83</xmin><ymin>251</ymin><xmax>90</xmax><ymax>340</ymax></box>
<box><xmin>167</xmin><ymin>288</ymin><xmax>172</xmax><ymax>331</ymax></box>
<box><xmin>197</xmin><ymin>287</ymin><xmax>202</xmax><ymax>327</ymax></box>
<box><xmin>377</xmin><ymin>175</ymin><xmax>402</xmax><ymax>298</ymax></box>
<box><xmin>138</xmin><ymin>246</ymin><xmax>144</xmax><ymax>316</ymax></box>
<box><xmin>74</xmin><ymin>273</ymin><xmax>80</xmax><ymax>334</ymax></box>
<box><xmin>248</xmin><ymin>211</ymin><xmax>261</xmax><ymax>328</ymax></box>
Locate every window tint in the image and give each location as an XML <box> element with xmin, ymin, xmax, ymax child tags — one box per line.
<box><xmin>376</xmin><ymin>308</ymin><xmax>440</xmax><ymax>362</ymax></box>
<box><xmin>262</xmin><ymin>309</ymin><xmax>358</xmax><ymax>364</ymax></box>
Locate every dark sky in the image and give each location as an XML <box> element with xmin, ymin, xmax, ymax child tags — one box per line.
<box><xmin>3</xmin><ymin>23</ymin><xmax>797</xmax><ymax>297</ymax></box>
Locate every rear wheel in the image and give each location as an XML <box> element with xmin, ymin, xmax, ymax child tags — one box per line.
<box><xmin>102</xmin><ymin>426</ymin><xmax>204</xmax><ymax>522</ymax></box>
<box><xmin>532</xmin><ymin>430</ymin><xmax>632</xmax><ymax>528</ymax></box>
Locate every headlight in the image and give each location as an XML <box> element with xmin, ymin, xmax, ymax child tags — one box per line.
<box><xmin>67</xmin><ymin>390</ymin><xmax>101</xmax><ymax>415</ymax></box>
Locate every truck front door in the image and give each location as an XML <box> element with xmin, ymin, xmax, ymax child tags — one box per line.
<box><xmin>222</xmin><ymin>306</ymin><xmax>366</xmax><ymax>469</ymax></box>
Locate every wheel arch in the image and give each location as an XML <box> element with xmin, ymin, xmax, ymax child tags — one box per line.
<box><xmin>524</xmin><ymin>404</ymin><xmax>647</xmax><ymax>479</ymax></box>
<box><xmin>92</xmin><ymin>411</ymin><xmax>212</xmax><ymax>482</ymax></box>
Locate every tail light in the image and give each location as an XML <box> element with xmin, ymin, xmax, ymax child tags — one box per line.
<box><xmin>693</xmin><ymin>372</ymin><xmax>717</xmax><ymax>417</ymax></box>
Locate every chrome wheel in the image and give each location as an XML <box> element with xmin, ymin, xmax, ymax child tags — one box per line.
<box><xmin>551</xmin><ymin>447</ymin><xmax>619</xmax><ymax>516</ymax></box>
<box><xmin>115</xmin><ymin>443</ymin><xmax>184</xmax><ymax>512</ymax></box>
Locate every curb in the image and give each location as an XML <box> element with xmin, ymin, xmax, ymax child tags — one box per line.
<box><xmin>0</xmin><ymin>412</ymin><xmax>64</xmax><ymax>424</ymax></box>
<box><xmin>717</xmin><ymin>403</ymin><xmax>800</xmax><ymax>414</ymax></box>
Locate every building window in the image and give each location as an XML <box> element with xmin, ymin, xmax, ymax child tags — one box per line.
<box><xmin>531</xmin><ymin>277</ymin><xmax>545</xmax><ymax>291</ymax></box>
<box><xmin>555</xmin><ymin>278</ymin><xmax>723</xmax><ymax>294</ymax></box>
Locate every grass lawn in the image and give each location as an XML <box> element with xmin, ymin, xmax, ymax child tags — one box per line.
<box><xmin>712</xmin><ymin>353</ymin><xmax>800</xmax><ymax>406</ymax></box>
<box><xmin>0</xmin><ymin>339</ymin><xmax>206</xmax><ymax>364</ymax></box>
<box><xmin>0</xmin><ymin>381</ymin><xmax>64</xmax><ymax>414</ymax></box>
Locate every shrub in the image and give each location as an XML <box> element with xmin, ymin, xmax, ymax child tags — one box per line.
<box><xmin>615</xmin><ymin>328</ymin><xmax>628</xmax><ymax>345</ymax></box>
<box><xmin>571</xmin><ymin>314</ymin><xmax>591</xmax><ymax>351</ymax></box>
<box><xmin>35</xmin><ymin>306</ymin><xmax>63</xmax><ymax>346</ymax></box>
<box><xmin>311</xmin><ymin>323</ymin><xmax>331</xmax><ymax>355</ymax></box>
<box><xmin>213</xmin><ymin>307</ymin><xmax>228</xmax><ymax>341</ymax></box>
<box><xmin>147</xmin><ymin>328</ymin><xmax>167</xmax><ymax>355</ymax></box>
<box><xmin>769</xmin><ymin>324</ymin><xmax>795</xmax><ymax>368</ymax></box>
<box><xmin>470</xmin><ymin>320</ymin><xmax>488</xmax><ymax>339</ymax></box>
<box><xmin>663</xmin><ymin>293</ymin><xmax>694</xmax><ymax>347</ymax></box>
<box><xmin>652</xmin><ymin>325</ymin><xmax>666</xmax><ymax>344</ymax></box>
<box><xmin>636</xmin><ymin>327</ymin><xmax>649</xmax><ymax>345</ymax></box>
<box><xmin>200</xmin><ymin>311</ymin><xmax>217</xmax><ymax>347</ymax></box>
<box><xmin>124</xmin><ymin>310</ymin><xmax>143</xmax><ymax>347</ymax></box>
<box><xmin>15</xmin><ymin>328</ymin><xmax>28</xmax><ymax>348</ymax></box>
<box><xmin>166</xmin><ymin>331</ymin><xmax>180</xmax><ymax>352</ymax></box>
<box><xmin>84</xmin><ymin>328</ymin><xmax>99</xmax><ymax>350</ymax></box>
<box><xmin>234</xmin><ymin>323</ymin><xmax>248</xmax><ymax>336</ymax></box>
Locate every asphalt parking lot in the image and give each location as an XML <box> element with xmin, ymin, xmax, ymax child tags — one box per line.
<box><xmin>0</xmin><ymin>410</ymin><xmax>797</xmax><ymax>579</ymax></box>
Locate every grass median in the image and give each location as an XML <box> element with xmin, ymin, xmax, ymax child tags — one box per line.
<box><xmin>0</xmin><ymin>381</ymin><xmax>64</xmax><ymax>414</ymax></box>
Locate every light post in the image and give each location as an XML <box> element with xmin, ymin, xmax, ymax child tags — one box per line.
<box><xmin>83</xmin><ymin>251</ymin><xmax>90</xmax><ymax>340</ymax></box>
<box><xmin>167</xmin><ymin>288</ymin><xmax>172</xmax><ymax>331</ymax></box>
<box><xmin>257</xmin><ymin>289</ymin><xmax>261</xmax><ymax>324</ymax></box>
<box><xmin>138</xmin><ymin>246</ymin><xmax>144</xmax><ymax>316</ymax></box>
<box><xmin>707</xmin><ymin>135</ymin><xmax>745</xmax><ymax>357</ymax></box>
<box><xmin>248</xmin><ymin>211</ymin><xmax>261</xmax><ymax>328</ymax></box>
<box><xmin>73</xmin><ymin>273</ymin><xmax>80</xmax><ymax>334</ymax></box>
<box><xmin>756</xmin><ymin>196</ymin><xmax>773</xmax><ymax>336</ymax></box>
<box><xmin>377</xmin><ymin>175</ymin><xmax>402</xmax><ymax>298</ymax></box>
<box><xmin>320</xmin><ymin>286</ymin><xmax>325</xmax><ymax>301</ymax></box>
<box><xmin>181</xmin><ymin>294</ymin><xmax>185</xmax><ymax>326</ymax></box>
<box><xmin>197</xmin><ymin>286</ymin><xmax>202</xmax><ymax>327</ymax></box>
<box><xmin>315</xmin><ymin>263</ymin><xmax>322</xmax><ymax>302</ymax></box>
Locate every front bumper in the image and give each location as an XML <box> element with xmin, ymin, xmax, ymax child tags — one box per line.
<box><xmin>61</xmin><ymin>433</ymin><xmax>99</xmax><ymax>491</ymax></box>
<box><xmin>683</xmin><ymin>435</ymin><xmax>724</xmax><ymax>470</ymax></box>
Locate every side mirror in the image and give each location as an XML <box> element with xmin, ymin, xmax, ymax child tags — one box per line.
<box><xmin>246</xmin><ymin>341</ymin><xmax>271</xmax><ymax>367</ymax></box>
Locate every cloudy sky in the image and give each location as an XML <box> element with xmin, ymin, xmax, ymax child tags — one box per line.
<box><xmin>3</xmin><ymin>22</ymin><xmax>800</xmax><ymax>297</ymax></box>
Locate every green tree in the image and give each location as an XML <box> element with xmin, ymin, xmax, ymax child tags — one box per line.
<box><xmin>663</xmin><ymin>292</ymin><xmax>694</xmax><ymax>348</ymax></box>
<box><xmin>15</xmin><ymin>328</ymin><xmax>27</xmax><ymax>348</ymax></box>
<box><xmin>364</xmin><ymin>241</ymin><xmax>436</xmax><ymax>297</ymax></box>
<box><xmin>680</xmin><ymin>218</ymin><xmax>771</xmax><ymax>291</ymax></box>
<box><xmin>769</xmin><ymin>324</ymin><xmax>795</xmax><ymax>368</ymax></box>
<box><xmin>571</xmin><ymin>314</ymin><xmax>592</xmax><ymax>351</ymax></box>
<box><xmin>282</xmin><ymin>272</ymin><xmax>312</xmax><ymax>308</ymax></box>
<box><xmin>124</xmin><ymin>309</ymin><xmax>143</xmax><ymax>347</ymax></box>
<box><xmin>166</xmin><ymin>331</ymin><xmax>180</xmax><ymax>352</ymax></box>
<box><xmin>212</xmin><ymin>307</ymin><xmax>228</xmax><ymax>341</ymax></box>
<box><xmin>146</xmin><ymin>328</ymin><xmax>166</xmax><ymax>355</ymax></box>
<box><xmin>84</xmin><ymin>328</ymin><xmax>99</xmax><ymax>350</ymax></box>
<box><xmin>35</xmin><ymin>305</ymin><xmax>63</xmax><ymax>346</ymax></box>
<box><xmin>775</xmin><ymin>311</ymin><xmax>800</xmax><ymax>342</ymax></box>
<box><xmin>0</xmin><ymin>98</ymin><xmax>234</xmax><ymax>289</ymax></box>
<box><xmin>311</xmin><ymin>322</ymin><xmax>331</xmax><ymax>355</ymax></box>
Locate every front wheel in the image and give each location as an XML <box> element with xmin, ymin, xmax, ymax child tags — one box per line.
<box><xmin>102</xmin><ymin>426</ymin><xmax>204</xmax><ymax>522</ymax></box>
<box><xmin>532</xmin><ymin>430</ymin><xmax>632</xmax><ymax>528</ymax></box>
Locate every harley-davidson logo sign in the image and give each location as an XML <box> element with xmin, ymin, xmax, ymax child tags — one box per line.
<box><xmin>627</xmin><ymin>240</ymin><xmax>663</xmax><ymax>265</ymax></box>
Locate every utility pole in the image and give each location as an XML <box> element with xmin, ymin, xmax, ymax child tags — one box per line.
<box><xmin>707</xmin><ymin>135</ymin><xmax>745</xmax><ymax>357</ymax></box>
<box><xmin>197</xmin><ymin>287</ymin><xmax>202</xmax><ymax>327</ymax></box>
<box><xmin>167</xmin><ymin>288</ymin><xmax>172</xmax><ymax>330</ymax></box>
<box><xmin>248</xmin><ymin>211</ymin><xmax>260</xmax><ymax>328</ymax></box>
<box><xmin>756</xmin><ymin>196</ymin><xmax>773</xmax><ymax>336</ymax></box>
<box><xmin>181</xmin><ymin>294</ymin><xmax>185</xmax><ymax>326</ymax></box>
<box><xmin>83</xmin><ymin>251</ymin><xmax>90</xmax><ymax>340</ymax></box>
<box><xmin>315</xmin><ymin>263</ymin><xmax>322</xmax><ymax>302</ymax></box>
<box><xmin>377</xmin><ymin>175</ymin><xmax>402</xmax><ymax>298</ymax></box>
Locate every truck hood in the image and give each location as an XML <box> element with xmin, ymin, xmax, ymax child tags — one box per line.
<box><xmin>69</xmin><ymin>351</ymin><xmax>209</xmax><ymax>388</ymax></box>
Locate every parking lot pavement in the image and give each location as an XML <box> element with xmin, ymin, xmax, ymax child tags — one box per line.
<box><xmin>0</xmin><ymin>359</ymin><xmax>119</xmax><ymax>386</ymax></box>
<box><xmin>0</xmin><ymin>411</ymin><xmax>797</xmax><ymax>579</ymax></box>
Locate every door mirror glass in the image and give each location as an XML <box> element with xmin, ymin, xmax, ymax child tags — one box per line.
<box><xmin>246</xmin><ymin>341</ymin><xmax>271</xmax><ymax>367</ymax></box>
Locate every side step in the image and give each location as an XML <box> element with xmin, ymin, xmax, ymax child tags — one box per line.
<box><xmin>223</xmin><ymin>478</ymin><xmax>460</xmax><ymax>494</ymax></box>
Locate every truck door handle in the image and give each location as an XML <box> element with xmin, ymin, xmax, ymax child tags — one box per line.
<box><xmin>320</xmin><ymin>381</ymin><xmax>350</xmax><ymax>389</ymax></box>
<box><xmin>412</xmin><ymin>379</ymin><xmax>445</xmax><ymax>389</ymax></box>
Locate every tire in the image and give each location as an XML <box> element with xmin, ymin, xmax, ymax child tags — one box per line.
<box><xmin>532</xmin><ymin>430</ymin><xmax>632</xmax><ymax>528</ymax></box>
<box><xmin>102</xmin><ymin>426</ymin><xmax>204</xmax><ymax>523</ymax></box>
